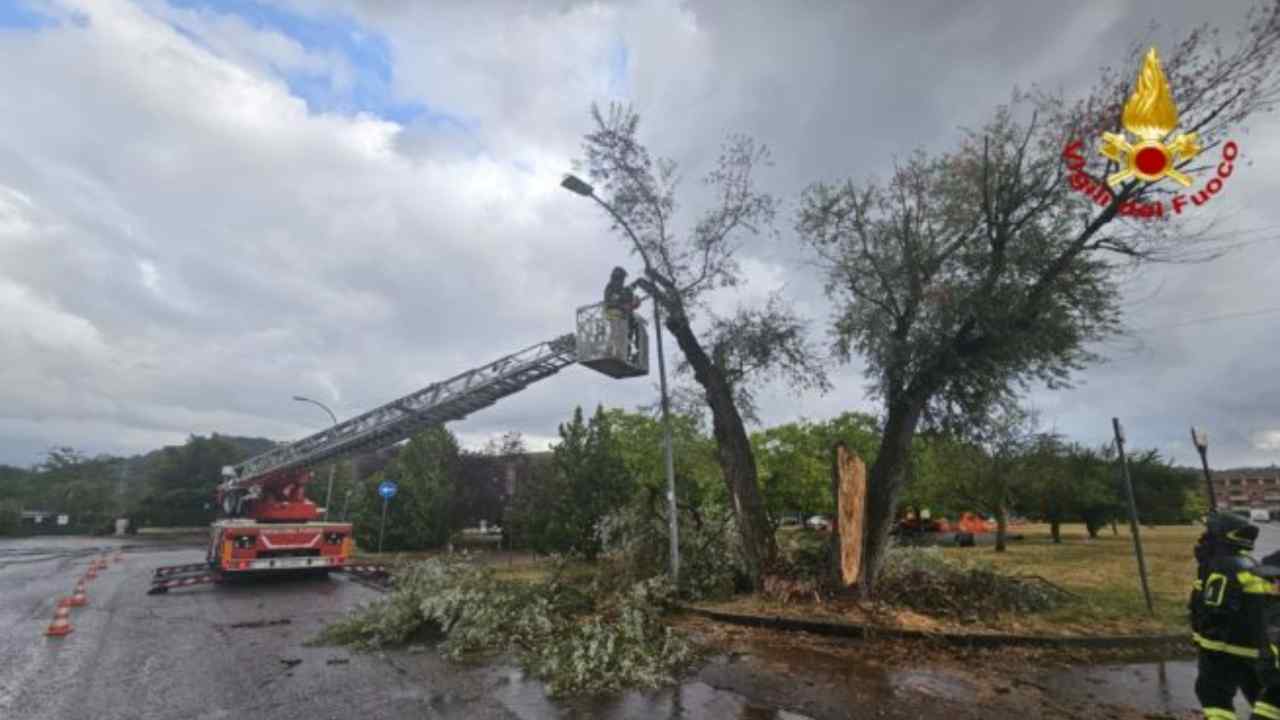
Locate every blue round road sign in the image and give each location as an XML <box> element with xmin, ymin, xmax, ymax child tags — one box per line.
<box><xmin>378</xmin><ymin>480</ymin><xmax>398</xmax><ymax>499</ymax></box>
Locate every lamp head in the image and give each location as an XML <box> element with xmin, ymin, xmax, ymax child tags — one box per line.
<box><xmin>560</xmin><ymin>174</ymin><xmax>594</xmax><ymax>197</ymax></box>
<box><xmin>1192</xmin><ymin>426</ymin><xmax>1209</xmax><ymax>451</ymax></box>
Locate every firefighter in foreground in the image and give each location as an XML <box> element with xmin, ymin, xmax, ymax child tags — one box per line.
<box><xmin>1190</xmin><ymin>513</ymin><xmax>1280</xmax><ymax>719</ymax></box>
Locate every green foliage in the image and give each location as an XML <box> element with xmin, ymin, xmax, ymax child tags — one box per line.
<box><xmin>597</xmin><ymin>408</ymin><xmax>742</xmax><ymax>599</ymax></box>
<box><xmin>133</xmin><ymin>434</ymin><xmax>272</xmax><ymax>527</ymax></box>
<box><xmin>0</xmin><ymin>501</ymin><xmax>19</xmax><ymax>536</ymax></box>
<box><xmin>606</xmin><ymin>408</ymin><xmax>721</xmax><ymax>512</ymax></box>
<box><xmin>318</xmin><ymin>557</ymin><xmax>699</xmax><ymax>696</ymax></box>
<box><xmin>456</xmin><ymin>432</ymin><xmax>527</xmax><ymax>527</ymax></box>
<box><xmin>2</xmin><ymin>448</ymin><xmax>142</xmax><ymax>531</ymax></box>
<box><xmin>135</xmin><ymin>487</ymin><xmax>215</xmax><ymax>527</ymax></box>
<box><xmin>904</xmin><ymin>424</ymin><xmax>1197</xmax><ymax>536</ymax></box>
<box><xmin>1128</xmin><ymin>449</ymin><xmax>1201</xmax><ymax>524</ymax></box>
<box><xmin>507</xmin><ymin>406</ymin><xmax>633</xmax><ymax>560</ymax></box>
<box><xmin>752</xmin><ymin>412</ymin><xmax>880</xmax><ymax>526</ymax></box>
<box><xmin>1184</xmin><ymin>485</ymin><xmax>1211</xmax><ymax>520</ymax></box>
<box><xmin>877</xmin><ymin>547</ymin><xmax>1069</xmax><ymax>619</ymax></box>
<box><xmin>524</xmin><ymin>577</ymin><xmax>697</xmax><ymax>695</ymax></box>
<box><xmin>350</xmin><ymin>425</ymin><xmax>461</xmax><ymax>551</ymax></box>
<box><xmin>605</xmin><ymin>500</ymin><xmax>742</xmax><ymax>601</ymax></box>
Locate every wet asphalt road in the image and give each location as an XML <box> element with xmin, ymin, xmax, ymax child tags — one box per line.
<box><xmin>4</xmin><ymin>528</ymin><xmax>1275</xmax><ymax>719</ymax></box>
<box><xmin>0</xmin><ymin>536</ymin><xmax>822</xmax><ymax>720</ymax></box>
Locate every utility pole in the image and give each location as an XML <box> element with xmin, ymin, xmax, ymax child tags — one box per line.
<box><xmin>1112</xmin><ymin>417</ymin><xmax>1154</xmax><ymax>616</ymax></box>
<box><xmin>561</xmin><ymin>173</ymin><xmax>680</xmax><ymax>585</ymax></box>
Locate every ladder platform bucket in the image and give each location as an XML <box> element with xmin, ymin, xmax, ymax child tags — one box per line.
<box><xmin>575</xmin><ymin>302</ymin><xmax>649</xmax><ymax>379</ymax></box>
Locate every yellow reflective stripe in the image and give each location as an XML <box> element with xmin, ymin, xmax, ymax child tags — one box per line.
<box><xmin>1256</xmin><ymin>702</ymin><xmax>1280</xmax><ymax>720</ymax></box>
<box><xmin>1238</xmin><ymin>571</ymin><xmax>1276</xmax><ymax>595</ymax></box>
<box><xmin>1194</xmin><ymin>579</ymin><xmax>1204</xmax><ymax>590</ymax></box>
<box><xmin>1193</xmin><ymin>632</ymin><xmax>1260</xmax><ymax>658</ymax></box>
<box><xmin>1205</xmin><ymin>707</ymin><xmax>1238</xmax><ymax>720</ymax></box>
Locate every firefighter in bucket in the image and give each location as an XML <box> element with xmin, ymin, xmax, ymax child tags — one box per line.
<box><xmin>603</xmin><ymin>266</ymin><xmax>643</xmax><ymax>364</ymax></box>
<box><xmin>599</xmin><ymin>266</ymin><xmax>640</xmax><ymax>361</ymax></box>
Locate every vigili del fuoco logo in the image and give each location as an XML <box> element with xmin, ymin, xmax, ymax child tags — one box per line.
<box><xmin>1061</xmin><ymin>47</ymin><xmax>1239</xmax><ymax>219</ymax></box>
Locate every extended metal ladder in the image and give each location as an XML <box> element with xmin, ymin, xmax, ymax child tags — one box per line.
<box><xmin>222</xmin><ymin>333</ymin><xmax>580</xmax><ymax>491</ymax></box>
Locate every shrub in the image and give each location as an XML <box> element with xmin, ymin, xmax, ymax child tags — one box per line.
<box><xmin>0</xmin><ymin>502</ymin><xmax>19</xmax><ymax>536</ymax></box>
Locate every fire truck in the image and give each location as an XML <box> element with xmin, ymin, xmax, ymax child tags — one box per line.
<box><xmin>149</xmin><ymin>303</ymin><xmax>648</xmax><ymax>593</ymax></box>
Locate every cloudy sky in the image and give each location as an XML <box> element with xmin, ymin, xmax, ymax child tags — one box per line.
<box><xmin>0</xmin><ymin>0</ymin><xmax>1277</xmax><ymax>470</ymax></box>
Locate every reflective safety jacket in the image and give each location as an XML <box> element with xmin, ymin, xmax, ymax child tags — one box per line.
<box><xmin>1190</xmin><ymin>550</ymin><xmax>1277</xmax><ymax>658</ymax></box>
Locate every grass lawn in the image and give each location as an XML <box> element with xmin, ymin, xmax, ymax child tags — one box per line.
<box><xmin>703</xmin><ymin>522</ymin><xmax>1200</xmax><ymax>638</ymax></box>
<box><xmin>937</xmin><ymin>522</ymin><xmax>1198</xmax><ymax>634</ymax></box>
<box><xmin>349</xmin><ymin>523</ymin><xmax>1204</xmax><ymax>637</ymax></box>
<box><xmin>349</xmin><ymin>546</ymin><xmax>596</xmax><ymax>584</ymax></box>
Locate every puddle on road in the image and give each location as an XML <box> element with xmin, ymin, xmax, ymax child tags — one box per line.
<box><xmin>472</xmin><ymin>633</ymin><xmax>985</xmax><ymax>719</ymax></box>
<box><xmin>1035</xmin><ymin>658</ymin><xmax>1220</xmax><ymax>716</ymax></box>
<box><xmin>485</xmin><ymin>664</ymin><xmax>814</xmax><ymax>720</ymax></box>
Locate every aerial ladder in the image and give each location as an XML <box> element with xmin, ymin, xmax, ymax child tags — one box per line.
<box><xmin>149</xmin><ymin>303</ymin><xmax>649</xmax><ymax>594</ymax></box>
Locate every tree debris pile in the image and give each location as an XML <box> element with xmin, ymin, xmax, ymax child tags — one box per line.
<box><xmin>875</xmin><ymin>548</ymin><xmax>1070</xmax><ymax>620</ymax></box>
<box><xmin>759</xmin><ymin>533</ymin><xmax>830</xmax><ymax>604</ymax></box>
<box><xmin>317</xmin><ymin>557</ymin><xmax>699</xmax><ymax>695</ymax></box>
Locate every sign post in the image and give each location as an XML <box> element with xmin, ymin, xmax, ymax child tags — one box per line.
<box><xmin>1112</xmin><ymin>418</ymin><xmax>1154</xmax><ymax>615</ymax></box>
<box><xmin>377</xmin><ymin>480</ymin><xmax>397</xmax><ymax>554</ymax></box>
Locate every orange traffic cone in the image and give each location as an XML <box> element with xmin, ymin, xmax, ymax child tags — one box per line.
<box><xmin>46</xmin><ymin>603</ymin><xmax>73</xmax><ymax>637</ymax></box>
<box><xmin>69</xmin><ymin>582</ymin><xmax>88</xmax><ymax>607</ymax></box>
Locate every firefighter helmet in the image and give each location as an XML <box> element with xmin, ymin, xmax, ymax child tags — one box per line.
<box><xmin>1207</xmin><ymin>512</ymin><xmax>1260</xmax><ymax>551</ymax></box>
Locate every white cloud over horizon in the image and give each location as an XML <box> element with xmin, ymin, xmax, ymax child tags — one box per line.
<box><xmin>1</xmin><ymin>0</ymin><xmax>1279</xmax><ymax>470</ymax></box>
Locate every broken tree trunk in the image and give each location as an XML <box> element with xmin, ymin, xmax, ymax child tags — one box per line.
<box><xmin>830</xmin><ymin>441</ymin><xmax>868</xmax><ymax>589</ymax></box>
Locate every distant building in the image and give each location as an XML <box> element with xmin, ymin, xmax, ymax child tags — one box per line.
<box><xmin>1212</xmin><ymin>470</ymin><xmax>1280</xmax><ymax>513</ymax></box>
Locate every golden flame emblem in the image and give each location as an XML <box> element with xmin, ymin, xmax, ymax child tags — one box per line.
<box><xmin>1100</xmin><ymin>47</ymin><xmax>1201</xmax><ymax>187</ymax></box>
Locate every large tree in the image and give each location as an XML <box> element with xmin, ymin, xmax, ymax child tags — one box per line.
<box><xmin>796</xmin><ymin>6</ymin><xmax>1280</xmax><ymax>594</ymax></box>
<box><xmin>507</xmin><ymin>406</ymin><xmax>633</xmax><ymax>560</ymax></box>
<box><xmin>935</xmin><ymin>403</ymin><xmax>1038</xmax><ymax>552</ymax></box>
<box><xmin>352</xmin><ymin>425</ymin><xmax>461</xmax><ymax>551</ymax></box>
<box><xmin>576</xmin><ymin>104</ymin><xmax>829</xmax><ymax>585</ymax></box>
<box><xmin>753</xmin><ymin>412</ymin><xmax>883</xmax><ymax>528</ymax></box>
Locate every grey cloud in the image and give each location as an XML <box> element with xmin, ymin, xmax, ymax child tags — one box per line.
<box><xmin>0</xmin><ymin>0</ymin><xmax>1276</xmax><ymax>471</ymax></box>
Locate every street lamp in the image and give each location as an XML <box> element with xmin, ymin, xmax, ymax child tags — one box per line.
<box><xmin>561</xmin><ymin>173</ymin><xmax>680</xmax><ymax>585</ymax></box>
<box><xmin>1191</xmin><ymin>426</ymin><xmax>1218</xmax><ymax>512</ymax></box>
<box><xmin>294</xmin><ymin>395</ymin><xmax>338</xmax><ymax>521</ymax></box>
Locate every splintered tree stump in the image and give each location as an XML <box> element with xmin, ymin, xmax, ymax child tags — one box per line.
<box><xmin>830</xmin><ymin>442</ymin><xmax>867</xmax><ymax>589</ymax></box>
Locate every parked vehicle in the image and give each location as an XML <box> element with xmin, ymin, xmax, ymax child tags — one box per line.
<box><xmin>806</xmin><ymin>515</ymin><xmax>831</xmax><ymax>531</ymax></box>
<box><xmin>1251</xmin><ymin>509</ymin><xmax>1271</xmax><ymax>523</ymax></box>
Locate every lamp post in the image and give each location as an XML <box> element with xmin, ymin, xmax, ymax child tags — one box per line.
<box><xmin>293</xmin><ymin>395</ymin><xmax>338</xmax><ymax>521</ymax></box>
<box><xmin>561</xmin><ymin>173</ymin><xmax>680</xmax><ymax>585</ymax></box>
<box><xmin>1191</xmin><ymin>427</ymin><xmax>1218</xmax><ymax>512</ymax></box>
